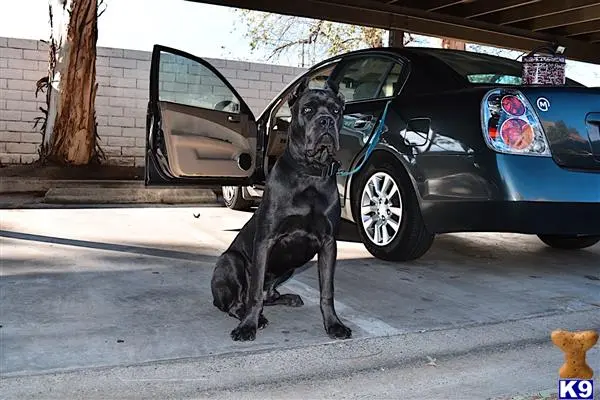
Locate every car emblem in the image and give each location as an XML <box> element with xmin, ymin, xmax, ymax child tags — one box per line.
<box><xmin>536</xmin><ymin>97</ymin><xmax>550</xmax><ymax>112</ymax></box>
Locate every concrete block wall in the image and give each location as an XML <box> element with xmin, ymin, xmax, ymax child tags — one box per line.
<box><xmin>0</xmin><ymin>36</ymin><xmax>306</xmax><ymax>166</ymax></box>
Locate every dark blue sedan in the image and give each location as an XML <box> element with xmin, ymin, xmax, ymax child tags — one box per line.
<box><xmin>145</xmin><ymin>45</ymin><xmax>600</xmax><ymax>261</ymax></box>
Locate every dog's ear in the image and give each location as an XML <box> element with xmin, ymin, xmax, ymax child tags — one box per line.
<box><xmin>323</xmin><ymin>78</ymin><xmax>339</xmax><ymax>94</ymax></box>
<box><xmin>324</xmin><ymin>78</ymin><xmax>346</xmax><ymax>108</ymax></box>
<box><xmin>288</xmin><ymin>77</ymin><xmax>309</xmax><ymax>108</ymax></box>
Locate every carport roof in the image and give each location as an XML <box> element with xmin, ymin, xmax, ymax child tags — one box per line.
<box><xmin>186</xmin><ymin>0</ymin><xmax>600</xmax><ymax>64</ymax></box>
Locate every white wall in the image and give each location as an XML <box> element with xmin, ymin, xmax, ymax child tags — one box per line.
<box><xmin>0</xmin><ymin>37</ymin><xmax>306</xmax><ymax>166</ymax></box>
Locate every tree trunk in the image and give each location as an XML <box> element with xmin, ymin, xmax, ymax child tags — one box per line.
<box><xmin>442</xmin><ymin>38</ymin><xmax>466</xmax><ymax>50</ymax></box>
<box><xmin>362</xmin><ymin>27</ymin><xmax>384</xmax><ymax>48</ymax></box>
<box><xmin>44</xmin><ymin>0</ymin><xmax>71</xmax><ymax>153</ymax></box>
<box><xmin>48</xmin><ymin>0</ymin><xmax>98</xmax><ymax>165</ymax></box>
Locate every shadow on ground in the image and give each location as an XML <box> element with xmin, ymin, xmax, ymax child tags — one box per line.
<box><xmin>1</xmin><ymin>209</ymin><xmax>599</xmax><ymax>376</ymax></box>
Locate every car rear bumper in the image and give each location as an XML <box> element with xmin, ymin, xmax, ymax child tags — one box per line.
<box><xmin>422</xmin><ymin>154</ymin><xmax>600</xmax><ymax>235</ymax></box>
<box><xmin>422</xmin><ymin>201</ymin><xmax>600</xmax><ymax>235</ymax></box>
<box><xmin>493</xmin><ymin>154</ymin><xmax>600</xmax><ymax>203</ymax></box>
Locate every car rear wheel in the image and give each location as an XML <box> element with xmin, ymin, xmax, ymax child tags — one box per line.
<box><xmin>222</xmin><ymin>186</ymin><xmax>253</xmax><ymax>211</ymax></box>
<box><xmin>537</xmin><ymin>234</ymin><xmax>600</xmax><ymax>250</ymax></box>
<box><xmin>352</xmin><ymin>161</ymin><xmax>434</xmax><ymax>261</ymax></box>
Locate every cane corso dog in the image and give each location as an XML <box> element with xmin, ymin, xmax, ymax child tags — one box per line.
<box><xmin>211</xmin><ymin>77</ymin><xmax>352</xmax><ymax>342</ymax></box>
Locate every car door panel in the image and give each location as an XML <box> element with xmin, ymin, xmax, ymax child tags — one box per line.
<box><xmin>159</xmin><ymin>101</ymin><xmax>256</xmax><ymax>177</ymax></box>
<box><xmin>146</xmin><ymin>45</ymin><xmax>259</xmax><ymax>186</ymax></box>
<box><xmin>337</xmin><ymin>100</ymin><xmax>390</xmax><ymax>200</ymax></box>
<box><xmin>330</xmin><ymin>55</ymin><xmax>407</xmax><ymax>204</ymax></box>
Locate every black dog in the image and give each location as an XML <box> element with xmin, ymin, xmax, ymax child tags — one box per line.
<box><xmin>211</xmin><ymin>77</ymin><xmax>352</xmax><ymax>342</ymax></box>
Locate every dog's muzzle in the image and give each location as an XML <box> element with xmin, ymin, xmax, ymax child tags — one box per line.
<box><xmin>314</xmin><ymin>115</ymin><xmax>339</xmax><ymax>151</ymax></box>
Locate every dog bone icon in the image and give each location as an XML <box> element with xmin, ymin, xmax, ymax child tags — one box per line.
<box><xmin>551</xmin><ymin>329</ymin><xmax>598</xmax><ymax>379</ymax></box>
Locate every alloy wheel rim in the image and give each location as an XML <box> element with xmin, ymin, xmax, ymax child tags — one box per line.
<box><xmin>360</xmin><ymin>172</ymin><xmax>402</xmax><ymax>247</ymax></box>
<box><xmin>222</xmin><ymin>186</ymin><xmax>236</xmax><ymax>202</ymax></box>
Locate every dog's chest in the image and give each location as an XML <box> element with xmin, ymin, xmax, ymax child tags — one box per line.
<box><xmin>267</xmin><ymin>186</ymin><xmax>338</xmax><ymax>271</ymax></box>
<box><xmin>268</xmin><ymin>213</ymin><xmax>329</xmax><ymax>272</ymax></box>
<box><xmin>289</xmin><ymin>185</ymin><xmax>335</xmax><ymax>215</ymax></box>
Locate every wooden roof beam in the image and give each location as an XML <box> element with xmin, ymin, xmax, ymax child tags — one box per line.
<box><xmin>388</xmin><ymin>0</ymin><xmax>469</xmax><ymax>12</ymax></box>
<box><xmin>588</xmin><ymin>32</ymin><xmax>600</xmax><ymax>42</ymax></box>
<box><xmin>487</xmin><ymin>0</ymin><xmax>598</xmax><ymax>25</ymax></box>
<box><xmin>522</xmin><ymin>4</ymin><xmax>600</xmax><ymax>31</ymax></box>
<box><xmin>455</xmin><ymin>0</ymin><xmax>539</xmax><ymax>19</ymax></box>
<box><xmin>185</xmin><ymin>0</ymin><xmax>600</xmax><ymax>64</ymax></box>
<box><xmin>560</xmin><ymin>20</ymin><xmax>600</xmax><ymax>36</ymax></box>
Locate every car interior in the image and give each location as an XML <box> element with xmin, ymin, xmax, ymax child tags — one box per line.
<box><xmin>264</xmin><ymin>64</ymin><xmax>337</xmax><ymax>173</ymax></box>
<box><xmin>155</xmin><ymin>50</ymin><xmax>406</xmax><ymax>179</ymax></box>
<box><xmin>263</xmin><ymin>56</ymin><xmax>404</xmax><ymax>175</ymax></box>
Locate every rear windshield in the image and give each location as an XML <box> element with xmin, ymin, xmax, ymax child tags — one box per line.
<box><xmin>419</xmin><ymin>49</ymin><xmax>584</xmax><ymax>87</ymax></box>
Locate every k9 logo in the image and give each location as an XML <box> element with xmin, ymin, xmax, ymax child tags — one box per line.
<box><xmin>558</xmin><ymin>379</ymin><xmax>594</xmax><ymax>399</ymax></box>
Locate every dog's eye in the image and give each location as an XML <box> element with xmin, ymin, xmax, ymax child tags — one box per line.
<box><xmin>332</xmin><ymin>107</ymin><xmax>340</xmax><ymax>115</ymax></box>
<box><xmin>303</xmin><ymin>107</ymin><xmax>312</xmax><ymax>114</ymax></box>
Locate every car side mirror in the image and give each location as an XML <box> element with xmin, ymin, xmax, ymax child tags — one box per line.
<box><xmin>404</xmin><ymin>118</ymin><xmax>430</xmax><ymax>147</ymax></box>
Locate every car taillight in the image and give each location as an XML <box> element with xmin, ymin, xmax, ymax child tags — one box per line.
<box><xmin>500</xmin><ymin>119</ymin><xmax>533</xmax><ymax>150</ymax></box>
<box><xmin>481</xmin><ymin>89</ymin><xmax>550</xmax><ymax>156</ymax></box>
<box><xmin>501</xmin><ymin>95</ymin><xmax>525</xmax><ymax>116</ymax></box>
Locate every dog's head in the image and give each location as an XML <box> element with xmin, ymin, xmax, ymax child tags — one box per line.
<box><xmin>287</xmin><ymin>77</ymin><xmax>345</xmax><ymax>166</ymax></box>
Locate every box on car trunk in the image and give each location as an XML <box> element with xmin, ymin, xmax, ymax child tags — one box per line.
<box><xmin>522</xmin><ymin>46</ymin><xmax>566</xmax><ymax>86</ymax></box>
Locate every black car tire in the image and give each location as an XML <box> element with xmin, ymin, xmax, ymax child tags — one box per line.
<box><xmin>537</xmin><ymin>234</ymin><xmax>600</xmax><ymax>250</ymax></box>
<box><xmin>352</xmin><ymin>160</ymin><xmax>434</xmax><ymax>261</ymax></box>
<box><xmin>222</xmin><ymin>186</ymin><xmax>253</xmax><ymax>211</ymax></box>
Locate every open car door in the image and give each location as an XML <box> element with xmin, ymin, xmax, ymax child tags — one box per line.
<box><xmin>146</xmin><ymin>45</ymin><xmax>260</xmax><ymax>186</ymax></box>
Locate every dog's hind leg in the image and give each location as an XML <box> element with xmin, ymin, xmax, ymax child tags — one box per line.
<box><xmin>211</xmin><ymin>252</ymin><xmax>269</xmax><ymax>329</ymax></box>
<box><xmin>265</xmin><ymin>291</ymin><xmax>304</xmax><ymax>307</ymax></box>
<box><xmin>264</xmin><ymin>270</ymin><xmax>304</xmax><ymax>307</ymax></box>
<box><xmin>211</xmin><ymin>252</ymin><xmax>247</xmax><ymax>316</ymax></box>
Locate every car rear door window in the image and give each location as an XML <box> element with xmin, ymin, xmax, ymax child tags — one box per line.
<box><xmin>307</xmin><ymin>63</ymin><xmax>337</xmax><ymax>89</ymax></box>
<box><xmin>274</xmin><ymin>63</ymin><xmax>338</xmax><ymax>123</ymax></box>
<box><xmin>379</xmin><ymin>62</ymin><xmax>404</xmax><ymax>97</ymax></box>
<box><xmin>335</xmin><ymin>56</ymin><xmax>400</xmax><ymax>102</ymax></box>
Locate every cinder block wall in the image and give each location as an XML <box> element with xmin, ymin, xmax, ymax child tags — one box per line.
<box><xmin>0</xmin><ymin>37</ymin><xmax>306</xmax><ymax>166</ymax></box>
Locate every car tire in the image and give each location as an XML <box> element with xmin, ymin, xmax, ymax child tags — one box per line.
<box><xmin>537</xmin><ymin>234</ymin><xmax>600</xmax><ymax>250</ymax></box>
<box><xmin>352</xmin><ymin>160</ymin><xmax>434</xmax><ymax>261</ymax></box>
<box><xmin>222</xmin><ymin>186</ymin><xmax>253</xmax><ymax>211</ymax></box>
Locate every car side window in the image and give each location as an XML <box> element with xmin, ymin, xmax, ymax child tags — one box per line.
<box><xmin>335</xmin><ymin>56</ymin><xmax>401</xmax><ymax>102</ymax></box>
<box><xmin>273</xmin><ymin>101</ymin><xmax>291</xmax><ymax>125</ymax></box>
<box><xmin>158</xmin><ymin>51</ymin><xmax>241</xmax><ymax>113</ymax></box>
<box><xmin>273</xmin><ymin>63</ymin><xmax>338</xmax><ymax>122</ymax></box>
<box><xmin>379</xmin><ymin>62</ymin><xmax>404</xmax><ymax>97</ymax></box>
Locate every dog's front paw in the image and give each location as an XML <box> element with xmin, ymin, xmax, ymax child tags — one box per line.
<box><xmin>231</xmin><ymin>323</ymin><xmax>257</xmax><ymax>341</ymax></box>
<box><xmin>326</xmin><ymin>322</ymin><xmax>352</xmax><ymax>340</ymax></box>
<box><xmin>258</xmin><ymin>314</ymin><xmax>269</xmax><ymax>330</ymax></box>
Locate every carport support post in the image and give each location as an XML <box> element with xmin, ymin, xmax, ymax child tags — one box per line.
<box><xmin>388</xmin><ymin>29</ymin><xmax>404</xmax><ymax>47</ymax></box>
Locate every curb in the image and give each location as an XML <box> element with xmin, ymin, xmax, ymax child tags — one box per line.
<box><xmin>1</xmin><ymin>178</ymin><xmax>221</xmax><ymax>204</ymax></box>
<box><xmin>2</xmin><ymin>310</ymin><xmax>599</xmax><ymax>391</ymax></box>
<box><xmin>0</xmin><ymin>178</ymin><xmax>144</xmax><ymax>193</ymax></box>
<box><xmin>43</xmin><ymin>187</ymin><xmax>219</xmax><ymax>204</ymax></box>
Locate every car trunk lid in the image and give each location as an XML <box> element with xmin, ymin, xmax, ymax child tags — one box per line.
<box><xmin>520</xmin><ymin>87</ymin><xmax>600</xmax><ymax>170</ymax></box>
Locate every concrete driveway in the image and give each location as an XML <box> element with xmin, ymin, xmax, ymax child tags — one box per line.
<box><xmin>1</xmin><ymin>205</ymin><xmax>599</xmax><ymax>399</ymax></box>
